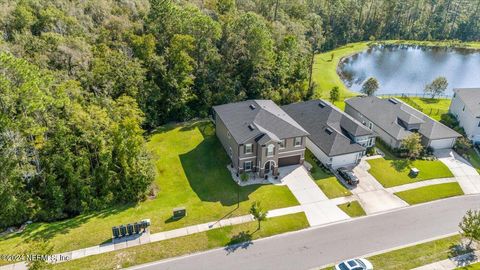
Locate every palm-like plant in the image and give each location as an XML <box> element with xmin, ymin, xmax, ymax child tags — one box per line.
<box><xmin>250</xmin><ymin>201</ymin><xmax>267</xmax><ymax>230</ymax></box>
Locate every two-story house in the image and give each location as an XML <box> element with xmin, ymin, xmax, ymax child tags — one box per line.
<box><xmin>345</xmin><ymin>96</ymin><xmax>460</xmax><ymax>150</ymax></box>
<box><xmin>282</xmin><ymin>100</ymin><xmax>375</xmax><ymax>168</ymax></box>
<box><xmin>449</xmin><ymin>88</ymin><xmax>480</xmax><ymax>143</ymax></box>
<box><xmin>212</xmin><ymin>100</ymin><xmax>309</xmax><ymax>178</ymax></box>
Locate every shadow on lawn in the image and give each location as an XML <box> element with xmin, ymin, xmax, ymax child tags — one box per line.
<box><xmin>391</xmin><ymin>159</ymin><xmax>411</xmax><ymax>172</ymax></box>
<box><xmin>179</xmin><ymin>123</ymin><xmax>261</xmax><ymax>207</ymax></box>
<box><xmin>449</xmin><ymin>242</ymin><xmax>476</xmax><ymax>267</ymax></box>
<box><xmin>3</xmin><ymin>204</ymin><xmax>133</xmax><ymax>244</ymax></box>
<box><xmin>224</xmin><ymin>230</ymin><xmax>254</xmax><ymax>254</ymax></box>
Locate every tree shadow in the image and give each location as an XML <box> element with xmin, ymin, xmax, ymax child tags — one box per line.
<box><xmin>179</xmin><ymin>126</ymin><xmax>261</xmax><ymax>207</ymax></box>
<box><xmin>449</xmin><ymin>242</ymin><xmax>476</xmax><ymax>267</ymax></box>
<box><xmin>420</xmin><ymin>98</ymin><xmax>440</xmax><ymax>104</ymax></box>
<box><xmin>224</xmin><ymin>231</ymin><xmax>254</xmax><ymax>254</ymax></box>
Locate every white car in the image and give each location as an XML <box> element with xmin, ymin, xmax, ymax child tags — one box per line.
<box><xmin>334</xmin><ymin>258</ymin><xmax>373</xmax><ymax>270</ymax></box>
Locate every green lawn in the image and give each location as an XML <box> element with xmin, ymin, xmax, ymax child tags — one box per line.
<box><xmin>367</xmin><ymin>235</ymin><xmax>464</xmax><ymax>270</ymax></box>
<box><xmin>395</xmin><ymin>182</ymin><xmax>464</xmax><ymax>205</ymax></box>
<box><xmin>398</xmin><ymin>97</ymin><xmax>451</xmax><ymax>121</ymax></box>
<box><xmin>305</xmin><ymin>150</ymin><xmax>352</xmax><ymax>198</ymax></box>
<box><xmin>337</xmin><ymin>201</ymin><xmax>366</xmax><ymax>217</ymax></box>
<box><xmin>457</xmin><ymin>262</ymin><xmax>480</xmax><ymax>269</ymax></box>
<box><xmin>51</xmin><ymin>213</ymin><xmax>308</xmax><ymax>270</ymax></box>
<box><xmin>367</xmin><ymin>141</ymin><xmax>454</xmax><ymax>187</ymax></box>
<box><xmin>0</xmin><ymin>121</ymin><xmax>299</xmax><ymax>264</ymax></box>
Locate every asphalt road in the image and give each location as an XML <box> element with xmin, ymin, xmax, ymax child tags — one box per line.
<box><xmin>129</xmin><ymin>195</ymin><xmax>480</xmax><ymax>270</ymax></box>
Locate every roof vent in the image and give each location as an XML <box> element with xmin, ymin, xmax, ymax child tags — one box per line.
<box><xmin>248</xmin><ymin>124</ymin><xmax>255</xmax><ymax>131</ymax></box>
<box><xmin>249</xmin><ymin>104</ymin><xmax>256</xmax><ymax>110</ymax></box>
<box><xmin>318</xmin><ymin>101</ymin><xmax>326</xmax><ymax>108</ymax></box>
<box><xmin>388</xmin><ymin>98</ymin><xmax>399</xmax><ymax>104</ymax></box>
<box><xmin>325</xmin><ymin>127</ymin><xmax>333</xmax><ymax>135</ymax></box>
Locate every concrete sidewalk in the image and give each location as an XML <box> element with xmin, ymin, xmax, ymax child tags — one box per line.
<box><xmin>386</xmin><ymin>178</ymin><xmax>458</xmax><ymax>193</ymax></box>
<box><xmin>280</xmin><ymin>165</ymin><xmax>350</xmax><ymax>226</ymax></box>
<box><xmin>413</xmin><ymin>250</ymin><xmax>480</xmax><ymax>270</ymax></box>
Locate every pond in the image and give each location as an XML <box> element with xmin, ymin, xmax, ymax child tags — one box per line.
<box><xmin>338</xmin><ymin>45</ymin><xmax>480</xmax><ymax>96</ymax></box>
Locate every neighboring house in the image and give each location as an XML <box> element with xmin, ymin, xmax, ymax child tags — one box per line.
<box><xmin>282</xmin><ymin>99</ymin><xmax>375</xmax><ymax>169</ymax></box>
<box><xmin>449</xmin><ymin>88</ymin><xmax>480</xmax><ymax>143</ymax></box>
<box><xmin>345</xmin><ymin>96</ymin><xmax>460</xmax><ymax>150</ymax></box>
<box><xmin>212</xmin><ymin>100</ymin><xmax>309</xmax><ymax>178</ymax></box>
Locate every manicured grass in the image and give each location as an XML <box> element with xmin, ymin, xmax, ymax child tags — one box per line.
<box><xmin>457</xmin><ymin>262</ymin><xmax>480</xmax><ymax>269</ymax></box>
<box><xmin>464</xmin><ymin>149</ymin><xmax>480</xmax><ymax>174</ymax></box>
<box><xmin>367</xmin><ymin>141</ymin><xmax>454</xmax><ymax>188</ymax></box>
<box><xmin>398</xmin><ymin>97</ymin><xmax>451</xmax><ymax>121</ymax></box>
<box><xmin>305</xmin><ymin>150</ymin><xmax>352</xmax><ymax>198</ymax></box>
<box><xmin>0</xmin><ymin>121</ymin><xmax>299</xmax><ymax>264</ymax></box>
<box><xmin>395</xmin><ymin>182</ymin><xmax>464</xmax><ymax>205</ymax></box>
<box><xmin>337</xmin><ymin>201</ymin><xmax>366</xmax><ymax>217</ymax></box>
<box><xmin>367</xmin><ymin>235</ymin><xmax>464</xmax><ymax>270</ymax></box>
<box><xmin>367</xmin><ymin>157</ymin><xmax>454</xmax><ymax>187</ymax></box>
<box><xmin>51</xmin><ymin>213</ymin><xmax>309</xmax><ymax>270</ymax></box>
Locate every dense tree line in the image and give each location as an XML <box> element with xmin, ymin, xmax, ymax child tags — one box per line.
<box><xmin>0</xmin><ymin>0</ymin><xmax>478</xmax><ymax>228</ymax></box>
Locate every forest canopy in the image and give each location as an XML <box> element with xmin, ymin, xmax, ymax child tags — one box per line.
<box><xmin>0</xmin><ymin>0</ymin><xmax>478</xmax><ymax>228</ymax></box>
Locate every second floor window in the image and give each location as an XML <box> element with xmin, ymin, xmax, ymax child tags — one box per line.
<box><xmin>267</xmin><ymin>144</ymin><xmax>275</xmax><ymax>156</ymax></box>
<box><xmin>294</xmin><ymin>137</ymin><xmax>302</xmax><ymax>147</ymax></box>
<box><xmin>279</xmin><ymin>139</ymin><xmax>286</xmax><ymax>149</ymax></box>
<box><xmin>244</xmin><ymin>143</ymin><xmax>253</xmax><ymax>154</ymax></box>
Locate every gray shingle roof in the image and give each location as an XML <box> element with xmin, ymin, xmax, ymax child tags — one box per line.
<box><xmin>282</xmin><ymin>99</ymin><xmax>373</xmax><ymax>156</ymax></box>
<box><xmin>213</xmin><ymin>100</ymin><xmax>309</xmax><ymax>144</ymax></box>
<box><xmin>454</xmin><ymin>88</ymin><xmax>480</xmax><ymax>116</ymax></box>
<box><xmin>345</xmin><ymin>96</ymin><xmax>461</xmax><ymax>141</ymax></box>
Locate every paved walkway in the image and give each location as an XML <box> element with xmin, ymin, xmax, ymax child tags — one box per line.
<box><xmin>280</xmin><ymin>165</ymin><xmax>350</xmax><ymax>226</ymax></box>
<box><xmin>386</xmin><ymin>177</ymin><xmax>458</xmax><ymax>193</ymax></box>
<box><xmin>413</xmin><ymin>250</ymin><xmax>480</xmax><ymax>270</ymax></box>
<box><xmin>351</xmin><ymin>160</ymin><xmax>408</xmax><ymax>214</ymax></box>
<box><xmin>435</xmin><ymin>150</ymin><xmax>480</xmax><ymax>194</ymax></box>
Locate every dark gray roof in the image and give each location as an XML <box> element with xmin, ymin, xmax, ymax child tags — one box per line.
<box><xmin>213</xmin><ymin>100</ymin><xmax>309</xmax><ymax>144</ymax></box>
<box><xmin>345</xmin><ymin>96</ymin><xmax>461</xmax><ymax>140</ymax></box>
<box><xmin>282</xmin><ymin>99</ymin><xmax>373</xmax><ymax>156</ymax></box>
<box><xmin>454</xmin><ymin>88</ymin><xmax>480</xmax><ymax>116</ymax></box>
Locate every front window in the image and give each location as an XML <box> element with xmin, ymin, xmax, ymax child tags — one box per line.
<box><xmin>244</xmin><ymin>161</ymin><xmax>252</xmax><ymax>171</ymax></box>
<box><xmin>244</xmin><ymin>143</ymin><xmax>253</xmax><ymax>154</ymax></box>
<box><xmin>368</xmin><ymin>122</ymin><xmax>373</xmax><ymax>129</ymax></box>
<box><xmin>267</xmin><ymin>144</ymin><xmax>275</xmax><ymax>156</ymax></box>
<box><xmin>279</xmin><ymin>139</ymin><xmax>286</xmax><ymax>149</ymax></box>
<box><xmin>294</xmin><ymin>137</ymin><xmax>302</xmax><ymax>147</ymax></box>
<box><xmin>229</xmin><ymin>147</ymin><xmax>232</xmax><ymax>157</ymax></box>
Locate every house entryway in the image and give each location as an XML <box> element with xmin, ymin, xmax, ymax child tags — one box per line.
<box><xmin>264</xmin><ymin>161</ymin><xmax>274</xmax><ymax>175</ymax></box>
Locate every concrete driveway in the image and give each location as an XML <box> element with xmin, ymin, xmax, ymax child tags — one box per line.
<box><xmin>435</xmin><ymin>149</ymin><xmax>480</xmax><ymax>194</ymax></box>
<box><xmin>352</xmin><ymin>160</ymin><xmax>408</xmax><ymax>214</ymax></box>
<box><xmin>279</xmin><ymin>165</ymin><xmax>350</xmax><ymax>226</ymax></box>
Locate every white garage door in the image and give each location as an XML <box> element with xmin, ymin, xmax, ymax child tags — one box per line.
<box><xmin>429</xmin><ymin>138</ymin><xmax>455</xmax><ymax>150</ymax></box>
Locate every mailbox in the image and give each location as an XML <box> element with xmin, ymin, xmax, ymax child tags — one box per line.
<box><xmin>127</xmin><ymin>224</ymin><xmax>134</xmax><ymax>235</ymax></box>
<box><xmin>134</xmin><ymin>222</ymin><xmax>141</xmax><ymax>234</ymax></box>
<box><xmin>112</xmin><ymin>226</ymin><xmax>120</xmax><ymax>238</ymax></box>
<box><xmin>120</xmin><ymin>225</ymin><xmax>127</xmax><ymax>237</ymax></box>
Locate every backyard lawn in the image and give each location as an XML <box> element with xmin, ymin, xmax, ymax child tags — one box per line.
<box><xmin>395</xmin><ymin>182</ymin><xmax>464</xmax><ymax>205</ymax></box>
<box><xmin>0</xmin><ymin>120</ymin><xmax>299</xmax><ymax>263</ymax></box>
<box><xmin>337</xmin><ymin>201</ymin><xmax>366</xmax><ymax>217</ymax></box>
<box><xmin>398</xmin><ymin>97</ymin><xmax>451</xmax><ymax>121</ymax></box>
<box><xmin>51</xmin><ymin>213</ymin><xmax>309</xmax><ymax>270</ymax></box>
<box><xmin>305</xmin><ymin>150</ymin><xmax>352</xmax><ymax>198</ymax></box>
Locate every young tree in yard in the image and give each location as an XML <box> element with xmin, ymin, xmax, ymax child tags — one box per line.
<box><xmin>330</xmin><ymin>86</ymin><xmax>340</xmax><ymax>104</ymax></box>
<box><xmin>250</xmin><ymin>201</ymin><xmax>267</xmax><ymax>230</ymax></box>
<box><xmin>361</xmin><ymin>77</ymin><xmax>379</xmax><ymax>96</ymax></box>
<box><xmin>424</xmin><ymin>77</ymin><xmax>448</xmax><ymax>98</ymax></box>
<box><xmin>401</xmin><ymin>133</ymin><xmax>423</xmax><ymax>159</ymax></box>
<box><xmin>26</xmin><ymin>241</ymin><xmax>53</xmax><ymax>270</ymax></box>
<box><xmin>459</xmin><ymin>210</ymin><xmax>480</xmax><ymax>247</ymax></box>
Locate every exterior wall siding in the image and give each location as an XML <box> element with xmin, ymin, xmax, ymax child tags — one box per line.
<box><xmin>214</xmin><ymin>113</ymin><xmax>240</xmax><ymax>169</ymax></box>
<box><xmin>450</xmin><ymin>94</ymin><xmax>480</xmax><ymax>142</ymax></box>
<box><xmin>306</xmin><ymin>138</ymin><xmax>361</xmax><ymax>168</ymax></box>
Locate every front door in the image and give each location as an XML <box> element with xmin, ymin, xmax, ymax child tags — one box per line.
<box><xmin>264</xmin><ymin>161</ymin><xmax>273</xmax><ymax>174</ymax></box>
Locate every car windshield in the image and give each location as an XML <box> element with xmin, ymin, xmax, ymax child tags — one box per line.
<box><xmin>347</xmin><ymin>260</ymin><xmax>357</xmax><ymax>267</ymax></box>
<box><xmin>355</xmin><ymin>259</ymin><xmax>366</xmax><ymax>268</ymax></box>
<box><xmin>338</xmin><ymin>263</ymin><xmax>350</xmax><ymax>270</ymax></box>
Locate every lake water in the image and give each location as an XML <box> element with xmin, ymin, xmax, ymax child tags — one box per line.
<box><xmin>338</xmin><ymin>45</ymin><xmax>480</xmax><ymax>96</ymax></box>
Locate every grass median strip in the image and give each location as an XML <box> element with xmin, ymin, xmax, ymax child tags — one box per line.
<box><xmin>51</xmin><ymin>213</ymin><xmax>309</xmax><ymax>270</ymax></box>
<box><xmin>337</xmin><ymin>201</ymin><xmax>366</xmax><ymax>217</ymax></box>
<box><xmin>368</xmin><ymin>235</ymin><xmax>463</xmax><ymax>270</ymax></box>
<box><xmin>395</xmin><ymin>182</ymin><xmax>464</xmax><ymax>205</ymax></box>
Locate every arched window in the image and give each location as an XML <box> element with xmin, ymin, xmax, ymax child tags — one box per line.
<box><xmin>267</xmin><ymin>144</ymin><xmax>275</xmax><ymax>156</ymax></box>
